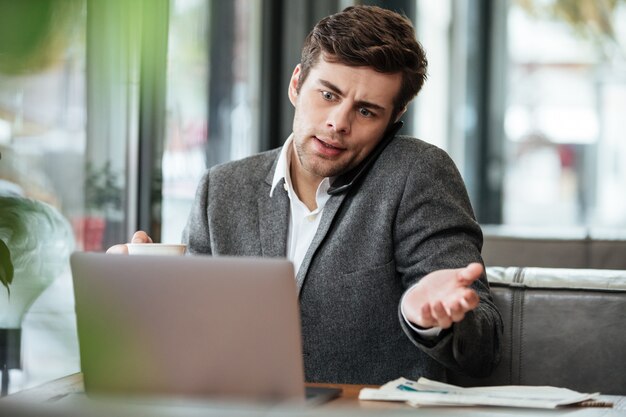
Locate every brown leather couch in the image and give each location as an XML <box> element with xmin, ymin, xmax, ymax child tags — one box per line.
<box><xmin>448</xmin><ymin>266</ymin><xmax>626</xmax><ymax>395</ymax></box>
<box><xmin>481</xmin><ymin>226</ymin><xmax>626</xmax><ymax>270</ymax></box>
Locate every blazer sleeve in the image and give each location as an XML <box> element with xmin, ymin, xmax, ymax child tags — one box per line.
<box><xmin>181</xmin><ymin>169</ymin><xmax>213</xmax><ymax>255</ymax></box>
<box><xmin>393</xmin><ymin>145</ymin><xmax>503</xmax><ymax>378</ymax></box>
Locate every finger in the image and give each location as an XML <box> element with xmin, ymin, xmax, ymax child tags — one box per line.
<box><xmin>419</xmin><ymin>303</ymin><xmax>434</xmax><ymax>328</ymax></box>
<box><xmin>462</xmin><ymin>289</ymin><xmax>480</xmax><ymax>309</ymax></box>
<box><xmin>459</xmin><ymin>297</ymin><xmax>471</xmax><ymax>311</ymax></box>
<box><xmin>431</xmin><ymin>301</ymin><xmax>452</xmax><ymax>329</ymax></box>
<box><xmin>131</xmin><ymin>231</ymin><xmax>153</xmax><ymax>244</ymax></box>
<box><xmin>447</xmin><ymin>300</ymin><xmax>467</xmax><ymax>322</ymax></box>
<box><xmin>106</xmin><ymin>244</ymin><xmax>129</xmax><ymax>254</ymax></box>
<box><xmin>456</xmin><ymin>290</ymin><xmax>479</xmax><ymax>312</ymax></box>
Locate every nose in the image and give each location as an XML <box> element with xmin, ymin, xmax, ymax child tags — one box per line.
<box><xmin>326</xmin><ymin>103</ymin><xmax>352</xmax><ymax>135</ymax></box>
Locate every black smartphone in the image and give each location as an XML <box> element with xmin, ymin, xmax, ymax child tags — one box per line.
<box><xmin>327</xmin><ymin>120</ymin><xmax>403</xmax><ymax>195</ymax></box>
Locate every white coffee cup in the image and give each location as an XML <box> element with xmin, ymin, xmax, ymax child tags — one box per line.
<box><xmin>126</xmin><ymin>243</ymin><xmax>187</xmax><ymax>256</ymax></box>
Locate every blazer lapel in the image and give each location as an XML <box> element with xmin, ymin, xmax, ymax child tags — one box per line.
<box><xmin>295</xmin><ymin>193</ymin><xmax>347</xmax><ymax>293</ymax></box>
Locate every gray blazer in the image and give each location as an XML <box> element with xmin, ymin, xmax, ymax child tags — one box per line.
<box><xmin>183</xmin><ymin>136</ymin><xmax>502</xmax><ymax>384</ymax></box>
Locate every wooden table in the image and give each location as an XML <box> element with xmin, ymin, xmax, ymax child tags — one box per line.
<box><xmin>3</xmin><ymin>373</ymin><xmax>625</xmax><ymax>416</ymax></box>
<box><xmin>306</xmin><ymin>381</ymin><xmax>408</xmax><ymax>410</ymax></box>
<box><xmin>4</xmin><ymin>374</ymin><xmax>406</xmax><ymax>409</ymax></box>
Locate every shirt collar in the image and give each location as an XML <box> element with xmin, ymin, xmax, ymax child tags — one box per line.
<box><xmin>270</xmin><ymin>134</ymin><xmax>294</xmax><ymax>197</ymax></box>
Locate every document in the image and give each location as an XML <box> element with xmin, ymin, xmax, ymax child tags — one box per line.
<box><xmin>359</xmin><ymin>377</ymin><xmax>602</xmax><ymax>409</ymax></box>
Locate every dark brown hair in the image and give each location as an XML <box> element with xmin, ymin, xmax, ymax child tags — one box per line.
<box><xmin>298</xmin><ymin>5</ymin><xmax>428</xmax><ymax>118</ymax></box>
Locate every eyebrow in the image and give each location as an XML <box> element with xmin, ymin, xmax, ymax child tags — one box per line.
<box><xmin>318</xmin><ymin>79</ymin><xmax>386</xmax><ymax>112</ymax></box>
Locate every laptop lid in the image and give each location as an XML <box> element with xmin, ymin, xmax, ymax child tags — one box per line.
<box><xmin>70</xmin><ymin>252</ymin><xmax>305</xmax><ymax>403</ymax></box>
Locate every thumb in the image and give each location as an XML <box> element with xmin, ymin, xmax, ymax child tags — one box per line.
<box><xmin>458</xmin><ymin>262</ymin><xmax>483</xmax><ymax>285</ymax></box>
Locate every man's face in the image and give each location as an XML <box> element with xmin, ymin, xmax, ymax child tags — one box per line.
<box><xmin>288</xmin><ymin>58</ymin><xmax>403</xmax><ymax>184</ymax></box>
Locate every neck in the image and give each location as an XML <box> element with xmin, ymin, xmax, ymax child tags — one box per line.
<box><xmin>289</xmin><ymin>148</ymin><xmax>322</xmax><ymax>211</ymax></box>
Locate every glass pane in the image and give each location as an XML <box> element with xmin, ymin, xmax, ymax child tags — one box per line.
<box><xmin>0</xmin><ymin>0</ymin><xmax>86</xmax><ymax>392</ymax></box>
<box><xmin>161</xmin><ymin>0</ymin><xmax>262</xmax><ymax>243</ymax></box>
<box><xmin>162</xmin><ymin>0</ymin><xmax>209</xmax><ymax>244</ymax></box>
<box><xmin>413</xmin><ymin>0</ymin><xmax>453</xmax><ymax>153</ymax></box>
<box><xmin>504</xmin><ymin>0</ymin><xmax>626</xmax><ymax>229</ymax></box>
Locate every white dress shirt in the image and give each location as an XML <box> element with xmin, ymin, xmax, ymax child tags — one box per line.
<box><xmin>270</xmin><ymin>135</ymin><xmax>331</xmax><ymax>277</ymax></box>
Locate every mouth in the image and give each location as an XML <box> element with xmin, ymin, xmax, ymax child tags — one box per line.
<box><xmin>314</xmin><ymin>136</ymin><xmax>345</xmax><ymax>151</ymax></box>
<box><xmin>312</xmin><ymin>136</ymin><xmax>346</xmax><ymax>158</ymax></box>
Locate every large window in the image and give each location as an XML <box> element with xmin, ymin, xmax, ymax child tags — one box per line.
<box><xmin>0</xmin><ymin>0</ymin><xmax>87</xmax><ymax>392</ymax></box>
<box><xmin>161</xmin><ymin>0</ymin><xmax>210</xmax><ymax>243</ymax></box>
<box><xmin>504</xmin><ymin>0</ymin><xmax>626</xmax><ymax>229</ymax></box>
<box><xmin>161</xmin><ymin>0</ymin><xmax>262</xmax><ymax>243</ymax></box>
<box><xmin>413</xmin><ymin>0</ymin><xmax>626</xmax><ymax>231</ymax></box>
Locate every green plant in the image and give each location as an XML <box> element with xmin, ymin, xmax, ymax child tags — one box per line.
<box><xmin>0</xmin><ymin>0</ymin><xmax>83</xmax><ymax>75</ymax></box>
<box><xmin>0</xmin><ymin>193</ymin><xmax>74</xmax><ymax>297</ymax></box>
<box><xmin>0</xmin><ymin>238</ymin><xmax>13</xmax><ymax>295</ymax></box>
<box><xmin>0</xmin><ymin>151</ymin><xmax>71</xmax><ymax>295</ymax></box>
<box><xmin>85</xmin><ymin>161</ymin><xmax>123</xmax><ymax>215</ymax></box>
<box><xmin>0</xmin><ymin>151</ymin><xmax>12</xmax><ymax>294</ymax></box>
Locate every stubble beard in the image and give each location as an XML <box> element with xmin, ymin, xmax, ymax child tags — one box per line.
<box><xmin>293</xmin><ymin>135</ymin><xmax>358</xmax><ymax>179</ymax></box>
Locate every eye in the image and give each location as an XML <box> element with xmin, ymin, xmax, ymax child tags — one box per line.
<box><xmin>359</xmin><ymin>107</ymin><xmax>374</xmax><ymax>118</ymax></box>
<box><xmin>321</xmin><ymin>90</ymin><xmax>335</xmax><ymax>101</ymax></box>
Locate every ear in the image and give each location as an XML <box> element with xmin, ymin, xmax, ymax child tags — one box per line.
<box><xmin>288</xmin><ymin>64</ymin><xmax>302</xmax><ymax>106</ymax></box>
<box><xmin>394</xmin><ymin>106</ymin><xmax>407</xmax><ymax>122</ymax></box>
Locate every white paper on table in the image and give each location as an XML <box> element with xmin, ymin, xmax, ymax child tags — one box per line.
<box><xmin>359</xmin><ymin>377</ymin><xmax>600</xmax><ymax>409</ymax></box>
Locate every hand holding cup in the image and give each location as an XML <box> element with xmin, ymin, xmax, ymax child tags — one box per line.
<box><xmin>106</xmin><ymin>231</ymin><xmax>186</xmax><ymax>255</ymax></box>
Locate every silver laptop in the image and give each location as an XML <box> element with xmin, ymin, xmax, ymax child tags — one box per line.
<box><xmin>70</xmin><ymin>252</ymin><xmax>308</xmax><ymax>403</ymax></box>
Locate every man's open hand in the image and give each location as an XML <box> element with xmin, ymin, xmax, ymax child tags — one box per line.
<box><xmin>402</xmin><ymin>263</ymin><xmax>483</xmax><ymax>329</ymax></box>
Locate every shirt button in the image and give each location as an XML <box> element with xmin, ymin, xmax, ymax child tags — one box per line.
<box><xmin>283</xmin><ymin>183</ymin><xmax>288</xmax><ymax>191</ymax></box>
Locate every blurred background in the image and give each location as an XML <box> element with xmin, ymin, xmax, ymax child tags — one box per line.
<box><xmin>0</xmin><ymin>0</ymin><xmax>624</xmax><ymax>393</ymax></box>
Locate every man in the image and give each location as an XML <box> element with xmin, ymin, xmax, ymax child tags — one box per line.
<box><xmin>110</xmin><ymin>6</ymin><xmax>502</xmax><ymax>384</ymax></box>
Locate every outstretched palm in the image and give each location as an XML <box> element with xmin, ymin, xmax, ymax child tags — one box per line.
<box><xmin>403</xmin><ymin>263</ymin><xmax>482</xmax><ymax>329</ymax></box>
